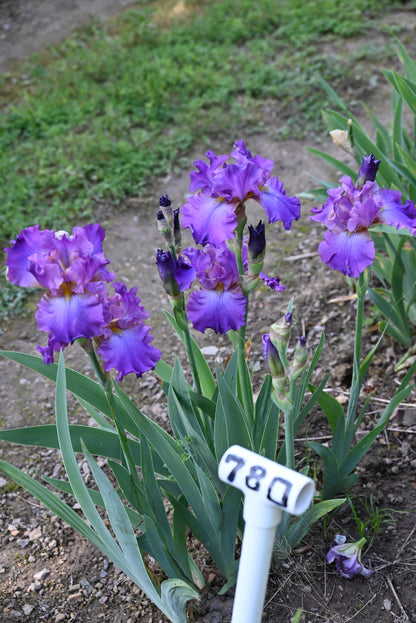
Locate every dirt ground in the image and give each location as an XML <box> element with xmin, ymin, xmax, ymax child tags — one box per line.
<box><xmin>0</xmin><ymin>2</ymin><xmax>415</xmax><ymax>622</ymax></box>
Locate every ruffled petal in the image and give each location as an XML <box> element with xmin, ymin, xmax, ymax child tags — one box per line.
<box><xmin>97</xmin><ymin>324</ymin><xmax>161</xmax><ymax>381</ymax></box>
<box><xmin>378</xmin><ymin>190</ymin><xmax>416</xmax><ymax>233</ymax></box>
<box><xmin>212</xmin><ymin>161</ymin><xmax>263</xmax><ymax>202</ymax></box>
<box><xmin>36</xmin><ymin>291</ymin><xmax>105</xmax><ymax>345</ymax></box>
<box><xmin>181</xmin><ymin>193</ymin><xmax>238</xmax><ymax>246</ymax></box>
<box><xmin>189</xmin><ymin>150</ymin><xmax>228</xmax><ymax>193</ymax></box>
<box><xmin>318</xmin><ymin>230</ymin><xmax>375</xmax><ymax>277</ymax></box>
<box><xmin>186</xmin><ymin>287</ymin><xmax>246</xmax><ymax>334</ymax></box>
<box><xmin>258</xmin><ymin>177</ymin><xmax>301</xmax><ymax>229</ymax></box>
<box><xmin>5</xmin><ymin>225</ymin><xmax>56</xmax><ymax>287</ymax></box>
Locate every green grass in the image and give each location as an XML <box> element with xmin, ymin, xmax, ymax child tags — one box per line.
<box><xmin>0</xmin><ymin>0</ymin><xmax>414</xmax><ymax>317</ymax></box>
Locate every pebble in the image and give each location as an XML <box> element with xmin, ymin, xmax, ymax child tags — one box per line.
<box><xmin>23</xmin><ymin>604</ymin><xmax>34</xmax><ymax>616</ymax></box>
<box><xmin>55</xmin><ymin>614</ymin><xmax>66</xmax><ymax>622</ymax></box>
<box><xmin>33</xmin><ymin>568</ymin><xmax>50</xmax><ymax>582</ymax></box>
<box><xmin>67</xmin><ymin>591</ymin><xmax>83</xmax><ymax>604</ymax></box>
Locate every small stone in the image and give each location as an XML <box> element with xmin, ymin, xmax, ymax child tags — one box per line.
<box><xmin>68</xmin><ymin>584</ymin><xmax>81</xmax><ymax>593</ymax></box>
<box><xmin>80</xmin><ymin>577</ymin><xmax>93</xmax><ymax>596</ymax></box>
<box><xmin>200</xmin><ymin>346</ymin><xmax>219</xmax><ymax>356</ymax></box>
<box><xmin>99</xmin><ymin>595</ymin><xmax>108</xmax><ymax>604</ymax></box>
<box><xmin>23</xmin><ymin>604</ymin><xmax>34</xmax><ymax>616</ymax></box>
<box><xmin>27</xmin><ymin>527</ymin><xmax>42</xmax><ymax>541</ymax></box>
<box><xmin>0</xmin><ymin>476</ymin><xmax>8</xmax><ymax>488</ymax></box>
<box><xmin>55</xmin><ymin>615</ymin><xmax>66</xmax><ymax>622</ymax></box>
<box><xmin>16</xmin><ymin>538</ymin><xmax>30</xmax><ymax>548</ymax></box>
<box><xmin>67</xmin><ymin>591</ymin><xmax>83</xmax><ymax>604</ymax></box>
<box><xmin>33</xmin><ymin>568</ymin><xmax>50</xmax><ymax>582</ymax></box>
<box><xmin>383</xmin><ymin>599</ymin><xmax>392</xmax><ymax>611</ymax></box>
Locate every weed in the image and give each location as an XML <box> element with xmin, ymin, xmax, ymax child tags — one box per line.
<box><xmin>347</xmin><ymin>494</ymin><xmax>399</xmax><ymax>548</ymax></box>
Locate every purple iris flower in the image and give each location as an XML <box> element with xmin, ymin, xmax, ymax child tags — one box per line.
<box><xmin>326</xmin><ymin>536</ymin><xmax>373</xmax><ymax>579</ymax></box>
<box><xmin>5</xmin><ymin>225</ymin><xmax>161</xmax><ymax>380</ymax></box>
<box><xmin>311</xmin><ymin>156</ymin><xmax>416</xmax><ymax>277</ymax></box>
<box><xmin>182</xmin><ymin>244</ymin><xmax>247</xmax><ymax>334</ymax></box>
<box><xmin>181</xmin><ymin>140</ymin><xmax>300</xmax><ymax>247</ymax></box>
<box><xmin>96</xmin><ymin>282</ymin><xmax>161</xmax><ymax>381</ymax></box>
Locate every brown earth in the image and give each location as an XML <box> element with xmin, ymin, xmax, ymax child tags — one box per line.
<box><xmin>0</xmin><ymin>2</ymin><xmax>415</xmax><ymax>622</ymax></box>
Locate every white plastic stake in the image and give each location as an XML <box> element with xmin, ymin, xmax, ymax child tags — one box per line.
<box><xmin>218</xmin><ymin>445</ymin><xmax>315</xmax><ymax>623</ymax></box>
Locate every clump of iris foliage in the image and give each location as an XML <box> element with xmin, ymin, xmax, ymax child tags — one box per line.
<box><xmin>309</xmin><ymin>40</ymin><xmax>416</xmax><ymax>352</ymax></box>
<box><xmin>1</xmin><ymin>137</ymin><xmax>415</xmax><ymax>622</ymax></box>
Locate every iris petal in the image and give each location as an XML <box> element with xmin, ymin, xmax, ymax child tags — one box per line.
<box><xmin>181</xmin><ymin>193</ymin><xmax>238</xmax><ymax>246</ymax></box>
<box><xmin>5</xmin><ymin>225</ymin><xmax>56</xmax><ymax>287</ymax></box>
<box><xmin>97</xmin><ymin>325</ymin><xmax>161</xmax><ymax>381</ymax></box>
<box><xmin>36</xmin><ymin>292</ymin><xmax>105</xmax><ymax>345</ymax></box>
<box><xmin>186</xmin><ymin>287</ymin><xmax>246</xmax><ymax>334</ymax></box>
<box><xmin>259</xmin><ymin>177</ymin><xmax>301</xmax><ymax>229</ymax></box>
<box><xmin>318</xmin><ymin>230</ymin><xmax>375</xmax><ymax>278</ymax></box>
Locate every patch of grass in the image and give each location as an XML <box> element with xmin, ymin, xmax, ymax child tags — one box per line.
<box><xmin>0</xmin><ymin>0</ymin><xmax>414</xmax><ymax>315</ymax></box>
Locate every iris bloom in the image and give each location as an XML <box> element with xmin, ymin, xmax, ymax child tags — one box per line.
<box><xmin>181</xmin><ymin>244</ymin><xmax>247</xmax><ymax>334</ymax></box>
<box><xmin>181</xmin><ymin>140</ymin><xmax>300</xmax><ymax>247</ymax></box>
<box><xmin>326</xmin><ymin>536</ymin><xmax>373</xmax><ymax>579</ymax></box>
<box><xmin>310</xmin><ymin>154</ymin><xmax>416</xmax><ymax>277</ymax></box>
<box><xmin>96</xmin><ymin>282</ymin><xmax>161</xmax><ymax>381</ymax></box>
<box><xmin>5</xmin><ymin>225</ymin><xmax>161</xmax><ymax>379</ymax></box>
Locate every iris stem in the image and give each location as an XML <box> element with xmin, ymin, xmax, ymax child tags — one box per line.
<box><xmin>86</xmin><ymin>347</ymin><xmax>143</xmax><ymax>513</ymax></box>
<box><xmin>182</xmin><ymin>315</ymin><xmax>203</xmax><ymax>395</ymax></box>
<box><xmin>105</xmin><ymin>377</ymin><xmax>143</xmax><ymax>513</ymax></box>
<box><xmin>345</xmin><ymin>270</ymin><xmax>369</xmax><ymax>446</ymax></box>
<box><xmin>284</xmin><ymin>386</ymin><xmax>296</xmax><ymax>471</ymax></box>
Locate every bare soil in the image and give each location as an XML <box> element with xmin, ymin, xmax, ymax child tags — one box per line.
<box><xmin>0</xmin><ymin>2</ymin><xmax>415</xmax><ymax>623</ymax></box>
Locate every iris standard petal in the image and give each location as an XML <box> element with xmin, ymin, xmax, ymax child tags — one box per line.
<box><xmin>212</xmin><ymin>161</ymin><xmax>264</xmax><ymax>202</ymax></box>
<box><xmin>5</xmin><ymin>225</ymin><xmax>56</xmax><ymax>287</ymax></box>
<box><xmin>181</xmin><ymin>193</ymin><xmax>238</xmax><ymax>246</ymax></box>
<box><xmin>186</xmin><ymin>287</ymin><xmax>246</xmax><ymax>334</ymax></box>
<box><xmin>258</xmin><ymin>177</ymin><xmax>301</xmax><ymax>229</ymax></box>
<box><xmin>97</xmin><ymin>324</ymin><xmax>161</xmax><ymax>381</ymax></box>
<box><xmin>318</xmin><ymin>230</ymin><xmax>375</xmax><ymax>278</ymax></box>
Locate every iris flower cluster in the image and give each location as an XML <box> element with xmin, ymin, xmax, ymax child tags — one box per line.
<box><xmin>157</xmin><ymin>140</ymin><xmax>300</xmax><ymax>334</ymax></box>
<box><xmin>311</xmin><ymin>154</ymin><xmax>416</xmax><ymax>277</ymax></box>
<box><xmin>5</xmin><ymin>224</ymin><xmax>161</xmax><ymax>380</ymax></box>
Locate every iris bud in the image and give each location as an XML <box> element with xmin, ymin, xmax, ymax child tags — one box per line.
<box><xmin>356</xmin><ymin>153</ymin><xmax>381</xmax><ymax>189</ymax></box>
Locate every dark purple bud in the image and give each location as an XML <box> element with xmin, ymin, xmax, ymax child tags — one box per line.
<box><xmin>248</xmin><ymin>220</ymin><xmax>266</xmax><ymax>259</ymax></box>
<box><xmin>156</xmin><ymin>249</ymin><xmax>179</xmax><ymax>296</ymax></box>
<box><xmin>159</xmin><ymin>194</ymin><xmax>171</xmax><ymax>208</ymax></box>
<box><xmin>299</xmin><ymin>335</ymin><xmax>307</xmax><ymax>347</ymax></box>
<box><xmin>357</xmin><ymin>153</ymin><xmax>381</xmax><ymax>188</ymax></box>
<box><xmin>285</xmin><ymin>312</ymin><xmax>293</xmax><ymax>325</ymax></box>
<box><xmin>159</xmin><ymin>194</ymin><xmax>173</xmax><ymax>225</ymax></box>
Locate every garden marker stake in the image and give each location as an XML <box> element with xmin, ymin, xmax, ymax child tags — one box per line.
<box><xmin>218</xmin><ymin>445</ymin><xmax>315</xmax><ymax>623</ymax></box>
